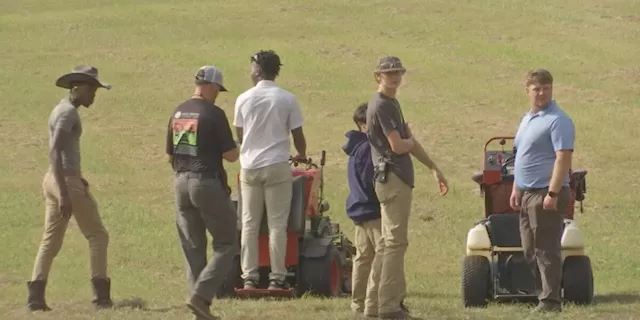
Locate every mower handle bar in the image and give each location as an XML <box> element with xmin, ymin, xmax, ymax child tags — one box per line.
<box><xmin>483</xmin><ymin>136</ymin><xmax>515</xmax><ymax>153</ymax></box>
<box><xmin>289</xmin><ymin>150</ymin><xmax>326</xmax><ymax>169</ymax></box>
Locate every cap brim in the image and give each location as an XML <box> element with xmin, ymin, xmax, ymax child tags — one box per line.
<box><xmin>56</xmin><ymin>73</ymin><xmax>111</xmax><ymax>90</ymax></box>
<box><xmin>195</xmin><ymin>79</ymin><xmax>228</xmax><ymax>92</ymax></box>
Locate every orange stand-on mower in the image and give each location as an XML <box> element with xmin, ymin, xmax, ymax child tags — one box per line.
<box><xmin>218</xmin><ymin>151</ymin><xmax>355</xmax><ymax>299</ymax></box>
<box><xmin>462</xmin><ymin>137</ymin><xmax>593</xmax><ymax>308</ymax></box>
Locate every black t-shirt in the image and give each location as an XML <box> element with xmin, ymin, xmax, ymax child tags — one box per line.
<box><xmin>166</xmin><ymin>98</ymin><xmax>236</xmax><ymax>176</ymax></box>
<box><xmin>366</xmin><ymin>92</ymin><xmax>414</xmax><ymax>188</ymax></box>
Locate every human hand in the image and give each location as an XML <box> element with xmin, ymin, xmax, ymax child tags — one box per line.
<box><xmin>432</xmin><ymin>168</ymin><xmax>448</xmax><ymax>196</ymax></box>
<box><xmin>543</xmin><ymin>194</ymin><xmax>558</xmax><ymax>211</ymax></box>
<box><xmin>59</xmin><ymin>194</ymin><xmax>72</xmax><ymax>219</ymax></box>
<box><xmin>404</xmin><ymin>122</ymin><xmax>413</xmax><ymax>138</ymax></box>
<box><xmin>291</xmin><ymin>154</ymin><xmax>308</xmax><ymax>163</ymax></box>
<box><xmin>510</xmin><ymin>189</ymin><xmax>521</xmax><ymax>211</ymax></box>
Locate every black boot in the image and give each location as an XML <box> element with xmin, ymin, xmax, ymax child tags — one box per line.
<box><xmin>91</xmin><ymin>277</ymin><xmax>114</xmax><ymax>309</ymax></box>
<box><xmin>27</xmin><ymin>280</ymin><xmax>52</xmax><ymax>311</ymax></box>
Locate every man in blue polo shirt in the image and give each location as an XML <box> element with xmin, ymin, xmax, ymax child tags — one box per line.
<box><xmin>510</xmin><ymin>69</ymin><xmax>575</xmax><ymax>313</ymax></box>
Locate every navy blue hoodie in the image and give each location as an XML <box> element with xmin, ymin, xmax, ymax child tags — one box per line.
<box><xmin>342</xmin><ymin>130</ymin><xmax>381</xmax><ymax>224</ymax></box>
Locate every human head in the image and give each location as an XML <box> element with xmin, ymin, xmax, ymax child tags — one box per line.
<box><xmin>525</xmin><ymin>68</ymin><xmax>554</xmax><ymax>110</ymax></box>
<box><xmin>194</xmin><ymin>66</ymin><xmax>227</xmax><ymax>103</ymax></box>
<box><xmin>55</xmin><ymin>65</ymin><xmax>111</xmax><ymax>108</ymax></box>
<box><xmin>250</xmin><ymin>50</ymin><xmax>282</xmax><ymax>85</ymax></box>
<box><xmin>353</xmin><ymin>102</ymin><xmax>368</xmax><ymax>132</ymax></box>
<box><xmin>374</xmin><ymin>56</ymin><xmax>406</xmax><ymax>90</ymax></box>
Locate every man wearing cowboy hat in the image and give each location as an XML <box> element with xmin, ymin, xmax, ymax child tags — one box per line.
<box><xmin>27</xmin><ymin>65</ymin><xmax>113</xmax><ymax>312</ymax></box>
<box><xmin>364</xmin><ymin>56</ymin><xmax>449</xmax><ymax>319</ymax></box>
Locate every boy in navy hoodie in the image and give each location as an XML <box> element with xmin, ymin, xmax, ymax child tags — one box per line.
<box><xmin>342</xmin><ymin>103</ymin><xmax>382</xmax><ymax>316</ymax></box>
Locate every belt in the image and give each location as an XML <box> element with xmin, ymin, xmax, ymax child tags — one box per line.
<box><xmin>521</xmin><ymin>185</ymin><xmax>568</xmax><ymax>192</ymax></box>
<box><xmin>175</xmin><ymin>171</ymin><xmax>221</xmax><ymax>179</ymax></box>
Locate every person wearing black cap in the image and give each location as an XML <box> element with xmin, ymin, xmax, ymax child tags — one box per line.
<box><xmin>166</xmin><ymin>66</ymin><xmax>240</xmax><ymax>320</ymax></box>
<box><xmin>28</xmin><ymin>65</ymin><xmax>113</xmax><ymax>312</ymax></box>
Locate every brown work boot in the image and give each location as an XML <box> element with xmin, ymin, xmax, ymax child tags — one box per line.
<box><xmin>26</xmin><ymin>280</ymin><xmax>52</xmax><ymax>312</ymax></box>
<box><xmin>187</xmin><ymin>295</ymin><xmax>220</xmax><ymax>320</ymax></box>
<box><xmin>530</xmin><ymin>300</ymin><xmax>562</xmax><ymax>313</ymax></box>
<box><xmin>91</xmin><ymin>277</ymin><xmax>114</xmax><ymax>309</ymax></box>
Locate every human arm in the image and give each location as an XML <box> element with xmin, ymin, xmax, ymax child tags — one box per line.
<box><xmin>376</xmin><ymin>102</ymin><xmax>414</xmax><ymax>155</ymax></box>
<box><xmin>403</xmin><ymin>123</ymin><xmax>448</xmax><ymax>195</ymax></box>
<box><xmin>289</xmin><ymin>97</ymin><xmax>307</xmax><ymax>160</ymax></box>
<box><xmin>548</xmin><ymin>117</ymin><xmax>575</xmax><ymax>194</ymax></box>
<box><xmin>217</xmin><ymin>111</ymin><xmax>240</xmax><ymax>162</ymax></box>
<box><xmin>544</xmin><ymin>116</ymin><xmax>575</xmax><ymax>210</ymax></box>
<box><xmin>50</xmin><ymin>112</ymin><xmax>75</xmax><ymax>218</ymax></box>
<box><xmin>233</xmin><ymin>96</ymin><xmax>244</xmax><ymax>145</ymax></box>
<box><xmin>165</xmin><ymin>117</ymin><xmax>174</xmax><ymax>165</ymax></box>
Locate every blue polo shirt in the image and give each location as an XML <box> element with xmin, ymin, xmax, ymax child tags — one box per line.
<box><xmin>514</xmin><ymin>100</ymin><xmax>575</xmax><ymax>190</ymax></box>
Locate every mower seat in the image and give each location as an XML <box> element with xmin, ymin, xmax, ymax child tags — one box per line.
<box><xmin>485</xmin><ymin>213</ymin><xmax>522</xmax><ymax>248</ymax></box>
<box><xmin>235</xmin><ymin>174</ymin><xmax>308</xmax><ymax>235</ymax></box>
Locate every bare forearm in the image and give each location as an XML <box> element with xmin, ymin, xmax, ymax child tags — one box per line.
<box><xmin>49</xmin><ymin>151</ymin><xmax>68</xmax><ymax>197</ymax></box>
<box><xmin>549</xmin><ymin>155</ymin><xmax>572</xmax><ymax>192</ymax></box>
<box><xmin>235</xmin><ymin>127</ymin><xmax>244</xmax><ymax>144</ymax></box>
<box><xmin>408</xmin><ymin>140</ymin><xmax>437</xmax><ymax>170</ymax></box>
<box><xmin>293</xmin><ymin>135</ymin><xmax>307</xmax><ymax>156</ymax></box>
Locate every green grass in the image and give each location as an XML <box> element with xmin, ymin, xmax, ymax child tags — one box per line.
<box><xmin>1</xmin><ymin>0</ymin><xmax>640</xmax><ymax>319</ymax></box>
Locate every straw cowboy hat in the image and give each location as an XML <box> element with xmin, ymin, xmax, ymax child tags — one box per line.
<box><xmin>55</xmin><ymin>65</ymin><xmax>112</xmax><ymax>90</ymax></box>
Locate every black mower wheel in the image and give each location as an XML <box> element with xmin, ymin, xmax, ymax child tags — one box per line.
<box><xmin>462</xmin><ymin>255</ymin><xmax>490</xmax><ymax>308</ymax></box>
<box><xmin>299</xmin><ymin>245</ymin><xmax>343</xmax><ymax>297</ymax></box>
<box><xmin>562</xmin><ymin>255</ymin><xmax>594</xmax><ymax>305</ymax></box>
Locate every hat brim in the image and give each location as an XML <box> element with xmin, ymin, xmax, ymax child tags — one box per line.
<box><xmin>375</xmin><ymin>67</ymin><xmax>407</xmax><ymax>73</ymax></box>
<box><xmin>55</xmin><ymin>73</ymin><xmax>112</xmax><ymax>90</ymax></box>
<box><xmin>195</xmin><ymin>79</ymin><xmax>228</xmax><ymax>92</ymax></box>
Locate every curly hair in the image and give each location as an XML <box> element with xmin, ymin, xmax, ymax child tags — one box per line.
<box><xmin>250</xmin><ymin>50</ymin><xmax>283</xmax><ymax>80</ymax></box>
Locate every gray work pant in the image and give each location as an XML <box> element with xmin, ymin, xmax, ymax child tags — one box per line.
<box><xmin>174</xmin><ymin>171</ymin><xmax>239</xmax><ymax>301</ymax></box>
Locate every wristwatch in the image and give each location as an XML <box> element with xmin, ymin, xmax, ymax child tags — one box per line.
<box><xmin>547</xmin><ymin>191</ymin><xmax>558</xmax><ymax>198</ymax></box>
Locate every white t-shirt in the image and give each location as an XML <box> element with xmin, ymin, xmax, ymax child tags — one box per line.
<box><xmin>233</xmin><ymin>80</ymin><xmax>304</xmax><ymax>170</ymax></box>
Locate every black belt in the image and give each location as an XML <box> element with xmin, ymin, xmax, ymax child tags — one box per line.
<box><xmin>521</xmin><ymin>185</ymin><xmax>567</xmax><ymax>192</ymax></box>
<box><xmin>175</xmin><ymin>171</ymin><xmax>221</xmax><ymax>179</ymax></box>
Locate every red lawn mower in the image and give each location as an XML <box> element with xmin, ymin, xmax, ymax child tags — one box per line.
<box><xmin>218</xmin><ymin>150</ymin><xmax>355</xmax><ymax>299</ymax></box>
<box><xmin>462</xmin><ymin>137</ymin><xmax>593</xmax><ymax>307</ymax></box>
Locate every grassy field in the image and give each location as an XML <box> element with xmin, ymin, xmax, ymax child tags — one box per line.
<box><xmin>1</xmin><ymin>0</ymin><xmax>640</xmax><ymax>319</ymax></box>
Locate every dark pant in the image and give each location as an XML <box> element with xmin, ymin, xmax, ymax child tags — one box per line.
<box><xmin>174</xmin><ymin>171</ymin><xmax>239</xmax><ymax>301</ymax></box>
<box><xmin>519</xmin><ymin>186</ymin><xmax>570</xmax><ymax>304</ymax></box>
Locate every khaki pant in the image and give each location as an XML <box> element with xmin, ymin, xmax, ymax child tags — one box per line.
<box><xmin>519</xmin><ymin>186</ymin><xmax>570</xmax><ymax>304</ymax></box>
<box><xmin>239</xmin><ymin>162</ymin><xmax>292</xmax><ymax>282</ymax></box>
<box><xmin>31</xmin><ymin>170</ymin><xmax>109</xmax><ymax>281</ymax></box>
<box><xmin>351</xmin><ymin>219</ymin><xmax>382</xmax><ymax>314</ymax></box>
<box><xmin>371</xmin><ymin>172</ymin><xmax>413</xmax><ymax>315</ymax></box>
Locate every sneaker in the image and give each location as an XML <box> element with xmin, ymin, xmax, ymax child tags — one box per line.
<box><xmin>267</xmin><ymin>279</ymin><xmax>290</xmax><ymax>290</ymax></box>
<box><xmin>243</xmin><ymin>279</ymin><xmax>258</xmax><ymax>290</ymax></box>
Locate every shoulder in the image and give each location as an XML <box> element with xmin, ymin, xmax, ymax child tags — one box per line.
<box><xmin>52</xmin><ymin>100</ymin><xmax>78</xmax><ymax>118</ymax></box>
<box><xmin>235</xmin><ymin>88</ymin><xmax>256</xmax><ymax>104</ymax></box>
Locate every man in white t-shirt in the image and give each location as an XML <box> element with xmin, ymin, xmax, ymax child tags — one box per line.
<box><xmin>234</xmin><ymin>50</ymin><xmax>307</xmax><ymax>290</ymax></box>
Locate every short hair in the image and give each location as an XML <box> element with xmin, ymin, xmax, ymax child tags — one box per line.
<box><xmin>526</xmin><ymin>68</ymin><xmax>554</xmax><ymax>86</ymax></box>
<box><xmin>251</xmin><ymin>50</ymin><xmax>282</xmax><ymax>80</ymax></box>
<box><xmin>353</xmin><ymin>102</ymin><xmax>368</xmax><ymax>125</ymax></box>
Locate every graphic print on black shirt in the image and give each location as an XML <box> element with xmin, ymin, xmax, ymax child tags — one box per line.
<box><xmin>166</xmin><ymin>98</ymin><xmax>237</xmax><ymax>175</ymax></box>
<box><xmin>172</xmin><ymin>110</ymin><xmax>200</xmax><ymax>157</ymax></box>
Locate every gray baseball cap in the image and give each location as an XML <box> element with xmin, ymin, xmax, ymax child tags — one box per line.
<box><xmin>195</xmin><ymin>66</ymin><xmax>227</xmax><ymax>91</ymax></box>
